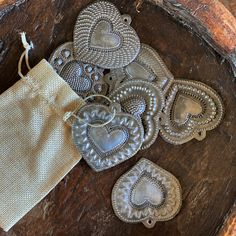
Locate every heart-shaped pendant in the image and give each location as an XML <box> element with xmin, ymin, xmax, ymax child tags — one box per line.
<box><xmin>48</xmin><ymin>42</ymin><xmax>108</xmax><ymax>97</ymax></box>
<box><xmin>160</xmin><ymin>80</ymin><xmax>224</xmax><ymax>144</ymax></box>
<box><xmin>73</xmin><ymin>1</ymin><xmax>140</xmax><ymax>69</ymax></box>
<box><xmin>90</xmin><ymin>20</ymin><xmax>121</xmax><ymax>49</ymax></box>
<box><xmin>72</xmin><ymin>103</ymin><xmax>143</xmax><ymax>172</ymax></box>
<box><xmin>130</xmin><ymin>175</ymin><xmax>166</xmax><ymax>207</ymax></box>
<box><xmin>88</xmin><ymin>126</ymin><xmax>127</xmax><ymax>153</ymax></box>
<box><xmin>104</xmin><ymin>44</ymin><xmax>174</xmax><ymax>93</ymax></box>
<box><xmin>112</xmin><ymin>158</ymin><xmax>182</xmax><ymax>228</ymax></box>
<box><xmin>109</xmin><ymin>79</ymin><xmax>165</xmax><ymax>149</ymax></box>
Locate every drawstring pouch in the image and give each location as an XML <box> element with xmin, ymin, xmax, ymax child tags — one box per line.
<box><xmin>0</xmin><ymin>33</ymin><xmax>85</xmax><ymax>231</ymax></box>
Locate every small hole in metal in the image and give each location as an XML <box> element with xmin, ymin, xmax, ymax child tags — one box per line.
<box><xmin>109</xmin><ymin>77</ymin><xmax>112</xmax><ymax>81</ymax></box>
<box><xmin>148</xmin><ymin>219</ymin><xmax>152</xmax><ymax>225</ymax></box>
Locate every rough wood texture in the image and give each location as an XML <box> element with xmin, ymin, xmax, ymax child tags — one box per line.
<box><xmin>220</xmin><ymin>0</ymin><xmax>236</xmax><ymax>17</ymax></box>
<box><xmin>218</xmin><ymin>203</ymin><xmax>236</xmax><ymax>236</ymax></box>
<box><xmin>0</xmin><ymin>0</ymin><xmax>26</xmax><ymax>20</ymax></box>
<box><xmin>145</xmin><ymin>0</ymin><xmax>236</xmax><ymax>76</ymax></box>
<box><xmin>0</xmin><ymin>0</ymin><xmax>236</xmax><ymax>236</ymax></box>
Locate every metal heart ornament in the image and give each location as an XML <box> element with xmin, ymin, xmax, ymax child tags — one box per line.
<box><xmin>104</xmin><ymin>44</ymin><xmax>174</xmax><ymax>93</ymax></box>
<box><xmin>112</xmin><ymin>158</ymin><xmax>182</xmax><ymax>228</ymax></box>
<box><xmin>160</xmin><ymin>80</ymin><xmax>224</xmax><ymax>144</ymax></box>
<box><xmin>72</xmin><ymin>104</ymin><xmax>144</xmax><ymax>172</ymax></box>
<box><xmin>48</xmin><ymin>42</ymin><xmax>108</xmax><ymax>97</ymax></box>
<box><xmin>109</xmin><ymin>79</ymin><xmax>165</xmax><ymax>149</ymax></box>
<box><xmin>73</xmin><ymin>1</ymin><xmax>140</xmax><ymax>69</ymax></box>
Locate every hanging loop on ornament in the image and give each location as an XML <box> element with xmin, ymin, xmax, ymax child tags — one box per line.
<box><xmin>63</xmin><ymin>94</ymin><xmax>116</xmax><ymax>128</ymax></box>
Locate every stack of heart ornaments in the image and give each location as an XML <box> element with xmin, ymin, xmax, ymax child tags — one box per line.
<box><xmin>49</xmin><ymin>1</ymin><xmax>224</xmax><ymax>228</ymax></box>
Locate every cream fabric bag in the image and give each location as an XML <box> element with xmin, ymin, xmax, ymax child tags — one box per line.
<box><xmin>0</xmin><ymin>35</ymin><xmax>85</xmax><ymax>231</ymax></box>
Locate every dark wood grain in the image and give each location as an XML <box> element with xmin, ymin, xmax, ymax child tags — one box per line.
<box><xmin>0</xmin><ymin>0</ymin><xmax>236</xmax><ymax>236</ymax></box>
<box><xmin>145</xmin><ymin>0</ymin><xmax>236</xmax><ymax>77</ymax></box>
<box><xmin>220</xmin><ymin>0</ymin><xmax>236</xmax><ymax>17</ymax></box>
<box><xmin>218</xmin><ymin>203</ymin><xmax>236</xmax><ymax>236</ymax></box>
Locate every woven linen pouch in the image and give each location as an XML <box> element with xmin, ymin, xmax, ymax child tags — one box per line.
<box><xmin>0</xmin><ymin>57</ymin><xmax>85</xmax><ymax>231</ymax></box>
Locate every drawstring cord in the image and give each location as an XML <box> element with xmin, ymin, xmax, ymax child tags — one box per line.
<box><xmin>18</xmin><ymin>32</ymin><xmax>34</xmax><ymax>78</ymax></box>
<box><xmin>17</xmin><ymin>33</ymin><xmax>115</xmax><ymax>127</ymax></box>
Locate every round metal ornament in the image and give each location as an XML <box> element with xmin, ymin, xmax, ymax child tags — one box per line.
<box><xmin>73</xmin><ymin>1</ymin><xmax>140</xmax><ymax>69</ymax></box>
<box><xmin>48</xmin><ymin>42</ymin><xmax>108</xmax><ymax>97</ymax></box>
<box><xmin>112</xmin><ymin>158</ymin><xmax>182</xmax><ymax>228</ymax></box>
<box><xmin>72</xmin><ymin>103</ymin><xmax>144</xmax><ymax>172</ymax></box>
<box><xmin>104</xmin><ymin>44</ymin><xmax>174</xmax><ymax>93</ymax></box>
<box><xmin>160</xmin><ymin>80</ymin><xmax>224</xmax><ymax>144</ymax></box>
<box><xmin>109</xmin><ymin>79</ymin><xmax>165</xmax><ymax>149</ymax></box>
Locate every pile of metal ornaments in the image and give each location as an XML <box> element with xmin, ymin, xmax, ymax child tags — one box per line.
<box><xmin>49</xmin><ymin>1</ymin><xmax>224</xmax><ymax>228</ymax></box>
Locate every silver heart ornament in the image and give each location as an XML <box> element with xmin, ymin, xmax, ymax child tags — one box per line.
<box><xmin>160</xmin><ymin>80</ymin><xmax>224</xmax><ymax>144</ymax></box>
<box><xmin>73</xmin><ymin>1</ymin><xmax>140</xmax><ymax>69</ymax></box>
<box><xmin>104</xmin><ymin>44</ymin><xmax>174</xmax><ymax>93</ymax></box>
<box><xmin>112</xmin><ymin>158</ymin><xmax>182</xmax><ymax>228</ymax></box>
<box><xmin>109</xmin><ymin>79</ymin><xmax>165</xmax><ymax>149</ymax></box>
<box><xmin>72</xmin><ymin>103</ymin><xmax>144</xmax><ymax>172</ymax></box>
<box><xmin>48</xmin><ymin>42</ymin><xmax>108</xmax><ymax>97</ymax></box>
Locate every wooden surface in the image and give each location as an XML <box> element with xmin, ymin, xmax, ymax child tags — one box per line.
<box><xmin>146</xmin><ymin>0</ymin><xmax>236</xmax><ymax>77</ymax></box>
<box><xmin>220</xmin><ymin>0</ymin><xmax>236</xmax><ymax>17</ymax></box>
<box><xmin>218</xmin><ymin>203</ymin><xmax>236</xmax><ymax>236</ymax></box>
<box><xmin>0</xmin><ymin>0</ymin><xmax>236</xmax><ymax>235</ymax></box>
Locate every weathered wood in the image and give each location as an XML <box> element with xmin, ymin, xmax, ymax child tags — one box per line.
<box><xmin>0</xmin><ymin>0</ymin><xmax>236</xmax><ymax>236</ymax></box>
<box><xmin>220</xmin><ymin>0</ymin><xmax>236</xmax><ymax>17</ymax></box>
<box><xmin>0</xmin><ymin>0</ymin><xmax>26</xmax><ymax>20</ymax></box>
<box><xmin>142</xmin><ymin>0</ymin><xmax>236</xmax><ymax>76</ymax></box>
<box><xmin>218</xmin><ymin>203</ymin><xmax>236</xmax><ymax>236</ymax></box>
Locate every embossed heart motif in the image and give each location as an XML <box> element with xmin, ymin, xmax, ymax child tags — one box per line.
<box><xmin>125</xmin><ymin>62</ymin><xmax>151</xmax><ymax>80</ymax></box>
<box><xmin>112</xmin><ymin>158</ymin><xmax>182</xmax><ymax>228</ymax></box>
<box><xmin>90</xmin><ymin>20</ymin><xmax>121</xmax><ymax>50</ymax></box>
<box><xmin>106</xmin><ymin>44</ymin><xmax>174</xmax><ymax>93</ymax></box>
<box><xmin>88</xmin><ymin>126</ymin><xmax>126</xmax><ymax>153</ymax></box>
<box><xmin>131</xmin><ymin>176</ymin><xmax>165</xmax><ymax>207</ymax></box>
<box><xmin>61</xmin><ymin>61</ymin><xmax>92</xmax><ymax>92</ymax></box>
<box><xmin>160</xmin><ymin>80</ymin><xmax>224</xmax><ymax>144</ymax></box>
<box><xmin>74</xmin><ymin>1</ymin><xmax>140</xmax><ymax>68</ymax></box>
<box><xmin>110</xmin><ymin>80</ymin><xmax>165</xmax><ymax>149</ymax></box>
<box><xmin>173</xmin><ymin>94</ymin><xmax>203</xmax><ymax>124</ymax></box>
<box><xmin>48</xmin><ymin>42</ymin><xmax>108</xmax><ymax>98</ymax></box>
<box><xmin>72</xmin><ymin>104</ymin><xmax>143</xmax><ymax>172</ymax></box>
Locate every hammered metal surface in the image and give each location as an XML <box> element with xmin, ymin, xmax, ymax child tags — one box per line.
<box><xmin>112</xmin><ymin>158</ymin><xmax>182</xmax><ymax>228</ymax></box>
<box><xmin>48</xmin><ymin>42</ymin><xmax>108</xmax><ymax>97</ymax></box>
<box><xmin>1</xmin><ymin>0</ymin><xmax>234</xmax><ymax>235</ymax></box>
<box><xmin>73</xmin><ymin>1</ymin><xmax>140</xmax><ymax>69</ymax></box>
<box><xmin>104</xmin><ymin>44</ymin><xmax>174</xmax><ymax>93</ymax></box>
<box><xmin>109</xmin><ymin>79</ymin><xmax>165</xmax><ymax>149</ymax></box>
<box><xmin>160</xmin><ymin>80</ymin><xmax>224</xmax><ymax>144</ymax></box>
<box><xmin>72</xmin><ymin>104</ymin><xmax>144</xmax><ymax>172</ymax></box>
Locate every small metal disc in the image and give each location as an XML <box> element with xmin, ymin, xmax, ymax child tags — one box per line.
<box><xmin>112</xmin><ymin>158</ymin><xmax>182</xmax><ymax>228</ymax></box>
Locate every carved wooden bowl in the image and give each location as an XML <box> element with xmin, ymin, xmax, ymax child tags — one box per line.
<box><xmin>0</xmin><ymin>0</ymin><xmax>235</xmax><ymax>235</ymax></box>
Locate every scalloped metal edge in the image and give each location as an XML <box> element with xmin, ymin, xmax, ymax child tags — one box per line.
<box><xmin>104</xmin><ymin>43</ymin><xmax>174</xmax><ymax>94</ymax></box>
<box><xmin>109</xmin><ymin>79</ymin><xmax>165</xmax><ymax>149</ymax></box>
<box><xmin>72</xmin><ymin>104</ymin><xmax>144</xmax><ymax>171</ymax></box>
<box><xmin>112</xmin><ymin>158</ymin><xmax>182</xmax><ymax>228</ymax></box>
<box><xmin>160</xmin><ymin>79</ymin><xmax>224</xmax><ymax>145</ymax></box>
<box><xmin>73</xmin><ymin>1</ymin><xmax>140</xmax><ymax>69</ymax></box>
